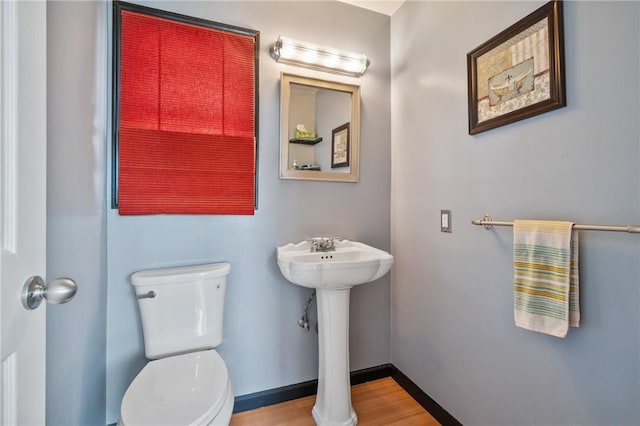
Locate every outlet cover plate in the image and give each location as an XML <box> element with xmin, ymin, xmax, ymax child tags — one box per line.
<box><xmin>441</xmin><ymin>210</ymin><xmax>451</xmax><ymax>233</ymax></box>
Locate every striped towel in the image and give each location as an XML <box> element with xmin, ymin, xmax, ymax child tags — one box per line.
<box><xmin>513</xmin><ymin>220</ymin><xmax>580</xmax><ymax>337</ymax></box>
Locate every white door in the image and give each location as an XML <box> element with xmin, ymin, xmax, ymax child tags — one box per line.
<box><xmin>0</xmin><ymin>2</ymin><xmax>75</xmax><ymax>424</ymax></box>
<box><xmin>0</xmin><ymin>1</ymin><xmax>47</xmax><ymax>424</ymax></box>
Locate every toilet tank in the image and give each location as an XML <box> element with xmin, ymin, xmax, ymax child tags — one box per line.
<box><xmin>131</xmin><ymin>262</ymin><xmax>231</xmax><ymax>359</ymax></box>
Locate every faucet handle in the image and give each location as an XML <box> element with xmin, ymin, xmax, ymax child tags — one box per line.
<box><xmin>326</xmin><ymin>236</ymin><xmax>344</xmax><ymax>247</ymax></box>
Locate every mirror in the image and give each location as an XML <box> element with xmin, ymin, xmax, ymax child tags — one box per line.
<box><xmin>279</xmin><ymin>73</ymin><xmax>360</xmax><ymax>182</ymax></box>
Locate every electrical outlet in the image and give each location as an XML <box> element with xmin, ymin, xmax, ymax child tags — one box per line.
<box><xmin>441</xmin><ymin>210</ymin><xmax>451</xmax><ymax>233</ymax></box>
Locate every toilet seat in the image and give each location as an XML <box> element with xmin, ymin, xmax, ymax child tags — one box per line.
<box><xmin>119</xmin><ymin>350</ymin><xmax>231</xmax><ymax>426</ymax></box>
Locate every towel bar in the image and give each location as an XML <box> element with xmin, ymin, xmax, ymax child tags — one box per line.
<box><xmin>471</xmin><ymin>214</ymin><xmax>640</xmax><ymax>234</ymax></box>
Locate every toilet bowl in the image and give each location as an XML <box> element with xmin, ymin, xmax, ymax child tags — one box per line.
<box><xmin>118</xmin><ymin>350</ymin><xmax>233</xmax><ymax>425</ymax></box>
<box><xmin>118</xmin><ymin>263</ymin><xmax>233</xmax><ymax>426</ymax></box>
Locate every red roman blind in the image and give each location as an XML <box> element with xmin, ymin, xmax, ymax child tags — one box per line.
<box><xmin>117</xmin><ymin>9</ymin><xmax>256</xmax><ymax>215</ymax></box>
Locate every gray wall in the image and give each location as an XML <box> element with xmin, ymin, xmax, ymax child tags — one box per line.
<box><xmin>46</xmin><ymin>2</ymin><xmax>108</xmax><ymax>425</ymax></box>
<box><xmin>390</xmin><ymin>1</ymin><xmax>640</xmax><ymax>425</ymax></box>
<box><xmin>316</xmin><ymin>89</ymin><xmax>352</xmax><ymax>172</ymax></box>
<box><xmin>104</xmin><ymin>2</ymin><xmax>391</xmax><ymax>424</ymax></box>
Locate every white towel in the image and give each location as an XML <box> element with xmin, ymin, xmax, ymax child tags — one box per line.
<box><xmin>513</xmin><ymin>220</ymin><xmax>580</xmax><ymax>337</ymax></box>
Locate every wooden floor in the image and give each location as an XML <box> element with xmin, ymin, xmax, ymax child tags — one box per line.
<box><xmin>230</xmin><ymin>377</ymin><xmax>440</xmax><ymax>426</ymax></box>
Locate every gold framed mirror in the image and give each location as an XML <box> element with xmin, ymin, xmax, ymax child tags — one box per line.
<box><xmin>279</xmin><ymin>73</ymin><xmax>360</xmax><ymax>182</ymax></box>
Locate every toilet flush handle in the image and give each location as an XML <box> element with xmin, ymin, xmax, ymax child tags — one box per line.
<box><xmin>136</xmin><ymin>291</ymin><xmax>156</xmax><ymax>300</ymax></box>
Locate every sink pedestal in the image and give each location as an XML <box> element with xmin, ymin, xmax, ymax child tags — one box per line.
<box><xmin>312</xmin><ymin>287</ymin><xmax>357</xmax><ymax>426</ymax></box>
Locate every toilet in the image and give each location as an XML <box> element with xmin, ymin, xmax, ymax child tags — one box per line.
<box><xmin>118</xmin><ymin>263</ymin><xmax>234</xmax><ymax>426</ymax></box>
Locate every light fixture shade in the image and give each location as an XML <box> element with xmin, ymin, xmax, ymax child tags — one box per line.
<box><xmin>271</xmin><ymin>35</ymin><xmax>370</xmax><ymax>77</ymax></box>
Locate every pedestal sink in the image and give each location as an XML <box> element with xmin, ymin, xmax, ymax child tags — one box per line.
<box><xmin>277</xmin><ymin>239</ymin><xmax>394</xmax><ymax>426</ymax></box>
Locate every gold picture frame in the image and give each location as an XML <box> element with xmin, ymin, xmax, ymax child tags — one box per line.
<box><xmin>467</xmin><ymin>0</ymin><xmax>566</xmax><ymax>135</ymax></box>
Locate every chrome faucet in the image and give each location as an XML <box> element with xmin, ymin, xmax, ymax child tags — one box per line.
<box><xmin>307</xmin><ymin>237</ymin><xmax>343</xmax><ymax>252</ymax></box>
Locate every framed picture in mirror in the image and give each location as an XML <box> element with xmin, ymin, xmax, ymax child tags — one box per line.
<box><xmin>331</xmin><ymin>122</ymin><xmax>350</xmax><ymax>168</ymax></box>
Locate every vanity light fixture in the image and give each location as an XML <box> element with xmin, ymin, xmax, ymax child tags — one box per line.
<box><xmin>271</xmin><ymin>35</ymin><xmax>370</xmax><ymax>77</ymax></box>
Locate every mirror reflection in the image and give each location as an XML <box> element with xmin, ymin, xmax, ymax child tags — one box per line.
<box><xmin>279</xmin><ymin>73</ymin><xmax>360</xmax><ymax>182</ymax></box>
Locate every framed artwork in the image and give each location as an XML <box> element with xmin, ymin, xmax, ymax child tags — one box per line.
<box><xmin>331</xmin><ymin>122</ymin><xmax>350</xmax><ymax>168</ymax></box>
<box><xmin>467</xmin><ymin>0</ymin><xmax>565</xmax><ymax>135</ymax></box>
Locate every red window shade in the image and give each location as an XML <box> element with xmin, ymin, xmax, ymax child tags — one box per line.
<box><xmin>117</xmin><ymin>10</ymin><xmax>256</xmax><ymax>215</ymax></box>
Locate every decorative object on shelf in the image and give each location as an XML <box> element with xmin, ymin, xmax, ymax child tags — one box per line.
<box><xmin>467</xmin><ymin>0</ymin><xmax>565</xmax><ymax>135</ymax></box>
<box><xmin>331</xmin><ymin>122</ymin><xmax>350</xmax><ymax>168</ymax></box>
<box><xmin>298</xmin><ymin>164</ymin><xmax>321</xmax><ymax>171</ymax></box>
<box><xmin>290</xmin><ymin>123</ymin><xmax>323</xmax><ymax>144</ymax></box>
<box><xmin>271</xmin><ymin>35</ymin><xmax>370</xmax><ymax>77</ymax></box>
<box><xmin>295</xmin><ymin>124</ymin><xmax>316</xmax><ymax>139</ymax></box>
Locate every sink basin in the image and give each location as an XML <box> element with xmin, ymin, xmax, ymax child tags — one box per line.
<box><xmin>276</xmin><ymin>239</ymin><xmax>393</xmax><ymax>425</ymax></box>
<box><xmin>276</xmin><ymin>239</ymin><xmax>394</xmax><ymax>289</ymax></box>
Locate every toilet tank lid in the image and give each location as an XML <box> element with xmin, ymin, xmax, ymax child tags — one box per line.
<box><xmin>131</xmin><ymin>263</ymin><xmax>231</xmax><ymax>287</ymax></box>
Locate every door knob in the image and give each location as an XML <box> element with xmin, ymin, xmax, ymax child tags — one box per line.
<box><xmin>21</xmin><ymin>276</ymin><xmax>77</xmax><ymax>310</ymax></box>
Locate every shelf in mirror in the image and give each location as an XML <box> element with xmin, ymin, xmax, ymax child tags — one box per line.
<box><xmin>289</xmin><ymin>137</ymin><xmax>323</xmax><ymax>145</ymax></box>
